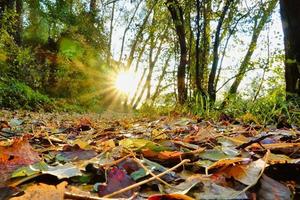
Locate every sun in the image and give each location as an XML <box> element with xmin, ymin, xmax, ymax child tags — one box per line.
<box><xmin>114</xmin><ymin>71</ymin><xmax>137</xmax><ymax>94</ymax></box>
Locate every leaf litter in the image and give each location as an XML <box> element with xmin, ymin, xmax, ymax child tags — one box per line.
<box><xmin>0</xmin><ymin>109</ymin><xmax>299</xmax><ymax>199</ymax></box>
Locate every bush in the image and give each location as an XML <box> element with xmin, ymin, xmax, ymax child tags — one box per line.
<box><xmin>0</xmin><ymin>79</ymin><xmax>52</xmax><ymax>110</ymax></box>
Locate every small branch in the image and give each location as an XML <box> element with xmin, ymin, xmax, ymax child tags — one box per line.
<box><xmin>103</xmin><ymin>159</ymin><xmax>190</xmax><ymax>198</ymax></box>
<box><xmin>64</xmin><ymin>191</ymin><xmax>133</xmax><ymax>200</ymax></box>
<box><xmin>132</xmin><ymin>157</ymin><xmax>172</xmax><ymax>187</ymax></box>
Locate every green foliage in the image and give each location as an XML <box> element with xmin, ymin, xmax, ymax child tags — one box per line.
<box><xmin>0</xmin><ymin>79</ymin><xmax>52</xmax><ymax>110</ymax></box>
<box><xmin>141</xmin><ymin>88</ymin><xmax>300</xmax><ymax>126</ymax></box>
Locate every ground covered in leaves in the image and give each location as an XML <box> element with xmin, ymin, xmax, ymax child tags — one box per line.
<box><xmin>0</xmin><ymin>110</ymin><xmax>299</xmax><ymax>200</ymax></box>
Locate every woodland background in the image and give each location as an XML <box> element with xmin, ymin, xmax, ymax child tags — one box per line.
<box><xmin>0</xmin><ymin>0</ymin><xmax>299</xmax><ymax>125</ymax></box>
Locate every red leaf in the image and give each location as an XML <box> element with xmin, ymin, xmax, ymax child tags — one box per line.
<box><xmin>98</xmin><ymin>167</ymin><xmax>138</xmax><ymax>198</ymax></box>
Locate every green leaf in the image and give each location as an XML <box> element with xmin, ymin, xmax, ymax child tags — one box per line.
<box><xmin>199</xmin><ymin>149</ymin><xmax>232</xmax><ymax>161</ymax></box>
<box><xmin>11</xmin><ymin>162</ymin><xmax>48</xmax><ymax>178</ymax></box>
<box><xmin>119</xmin><ymin>138</ymin><xmax>170</xmax><ymax>152</ymax></box>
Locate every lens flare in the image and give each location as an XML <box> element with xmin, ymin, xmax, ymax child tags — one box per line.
<box><xmin>114</xmin><ymin>71</ymin><xmax>137</xmax><ymax>94</ymax></box>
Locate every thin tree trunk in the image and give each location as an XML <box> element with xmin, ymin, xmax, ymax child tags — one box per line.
<box><xmin>119</xmin><ymin>0</ymin><xmax>142</xmax><ymax>62</ymax></box>
<box><xmin>166</xmin><ymin>0</ymin><xmax>188</xmax><ymax>104</ymax></box>
<box><xmin>130</xmin><ymin>68</ymin><xmax>147</xmax><ymax>106</ymax></box>
<box><xmin>134</xmin><ymin>36</ymin><xmax>150</xmax><ymax>72</ymax></box>
<box><xmin>280</xmin><ymin>0</ymin><xmax>300</xmax><ymax>99</ymax></box>
<box><xmin>15</xmin><ymin>0</ymin><xmax>22</xmax><ymax>45</ymax></box>
<box><xmin>208</xmin><ymin>0</ymin><xmax>232</xmax><ymax>102</ymax></box>
<box><xmin>227</xmin><ymin>0</ymin><xmax>277</xmax><ymax>96</ymax></box>
<box><xmin>151</xmin><ymin>53</ymin><xmax>171</xmax><ymax>104</ymax></box>
<box><xmin>195</xmin><ymin>0</ymin><xmax>202</xmax><ymax>93</ymax></box>
<box><xmin>215</xmin><ymin>11</ymin><xmax>249</xmax><ymax>89</ymax></box>
<box><xmin>126</xmin><ymin>0</ymin><xmax>158</xmax><ymax>69</ymax></box>
<box><xmin>146</xmin><ymin>34</ymin><xmax>164</xmax><ymax>100</ymax></box>
<box><xmin>107</xmin><ymin>2</ymin><xmax>115</xmax><ymax>65</ymax></box>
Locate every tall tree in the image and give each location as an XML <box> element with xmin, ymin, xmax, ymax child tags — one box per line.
<box><xmin>280</xmin><ymin>0</ymin><xmax>300</xmax><ymax>98</ymax></box>
<box><xmin>166</xmin><ymin>0</ymin><xmax>188</xmax><ymax>104</ymax></box>
<box><xmin>226</xmin><ymin>0</ymin><xmax>277</xmax><ymax>98</ymax></box>
<box><xmin>208</xmin><ymin>0</ymin><xmax>232</xmax><ymax>102</ymax></box>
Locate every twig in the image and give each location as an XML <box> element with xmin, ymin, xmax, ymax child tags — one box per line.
<box><xmin>45</xmin><ymin>131</ymin><xmax>55</xmax><ymax>147</ymax></box>
<box><xmin>64</xmin><ymin>191</ymin><xmax>134</xmax><ymax>200</ymax></box>
<box><xmin>236</xmin><ymin>134</ymin><xmax>273</xmax><ymax>149</ymax></box>
<box><xmin>132</xmin><ymin>157</ymin><xmax>172</xmax><ymax>187</ymax></box>
<box><xmin>103</xmin><ymin>159</ymin><xmax>190</xmax><ymax>198</ymax></box>
<box><xmin>102</xmin><ymin>154</ymin><xmax>132</xmax><ymax>168</ymax></box>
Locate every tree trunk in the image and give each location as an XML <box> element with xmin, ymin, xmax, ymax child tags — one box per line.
<box><xmin>151</xmin><ymin>53</ymin><xmax>171</xmax><ymax>104</ymax></box>
<box><xmin>227</xmin><ymin>0</ymin><xmax>277</xmax><ymax>96</ymax></box>
<box><xmin>208</xmin><ymin>0</ymin><xmax>232</xmax><ymax>102</ymax></box>
<box><xmin>14</xmin><ymin>0</ymin><xmax>22</xmax><ymax>45</ymax></box>
<box><xmin>280</xmin><ymin>0</ymin><xmax>300</xmax><ymax>98</ymax></box>
<box><xmin>126</xmin><ymin>0</ymin><xmax>158</xmax><ymax>69</ymax></box>
<box><xmin>166</xmin><ymin>0</ymin><xmax>187</xmax><ymax>104</ymax></box>
<box><xmin>107</xmin><ymin>2</ymin><xmax>115</xmax><ymax>65</ymax></box>
<box><xmin>119</xmin><ymin>0</ymin><xmax>142</xmax><ymax>62</ymax></box>
<box><xmin>195</xmin><ymin>0</ymin><xmax>202</xmax><ymax>93</ymax></box>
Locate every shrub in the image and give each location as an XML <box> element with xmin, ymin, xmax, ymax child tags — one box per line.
<box><xmin>0</xmin><ymin>79</ymin><xmax>52</xmax><ymax>110</ymax></box>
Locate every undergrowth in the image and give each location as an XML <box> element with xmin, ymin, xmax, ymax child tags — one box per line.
<box><xmin>0</xmin><ymin>79</ymin><xmax>53</xmax><ymax>111</ymax></box>
<box><xmin>138</xmin><ymin>91</ymin><xmax>300</xmax><ymax>126</ymax></box>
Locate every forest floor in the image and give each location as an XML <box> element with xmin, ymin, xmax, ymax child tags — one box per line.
<box><xmin>0</xmin><ymin>109</ymin><xmax>299</xmax><ymax>200</ymax></box>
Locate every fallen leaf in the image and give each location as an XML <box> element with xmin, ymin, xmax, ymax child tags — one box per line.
<box><xmin>199</xmin><ymin>149</ymin><xmax>232</xmax><ymax>161</ymax></box>
<box><xmin>0</xmin><ymin>186</ymin><xmax>22</xmax><ymax>200</ymax></box>
<box><xmin>207</xmin><ymin>157</ymin><xmax>250</xmax><ymax>170</ymax></box>
<box><xmin>142</xmin><ymin>149</ymin><xmax>184</xmax><ymax>162</ymax></box>
<box><xmin>165</xmin><ymin>174</ymin><xmax>207</xmax><ymax>194</ymax></box>
<box><xmin>43</xmin><ymin>163</ymin><xmax>82</xmax><ymax>179</ymax></box>
<box><xmin>119</xmin><ymin>138</ymin><xmax>170</xmax><ymax>152</ymax></box>
<box><xmin>148</xmin><ymin>194</ymin><xmax>195</xmax><ymax>200</ymax></box>
<box><xmin>97</xmin><ymin>167</ymin><xmax>137</xmax><ymax>198</ymax></box>
<box><xmin>194</xmin><ymin>182</ymin><xmax>248</xmax><ymax>199</ymax></box>
<box><xmin>268</xmin><ymin>152</ymin><xmax>300</xmax><ymax>164</ymax></box>
<box><xmin>56</xmin><ymin>144</ymin><xmax>97</xmax><ymax>162</ymax></box>
<box><xmin>76</xmin><ymin>117</ymin><xmax>92</xmax><ymax>131</ymax></box>
<box><xmin>10</xmin><ymin>181</ymin><xmax>67</xmax><ymax>200</ymax></box>
<box><xmin>258</xmin><ymin>174</ymin><xmax>291</xmax><ymax>200</ymax></box>
<box><xmin>0</xmin><ymin>137</ymin><xmax>40</xmax><ymax>184</ymax></box>
<box><xmin>250</xmin><ymin>142</ymin><xmax>300</xmax><ymax>150</ymax></box>
<box><xmin>97</xmin><ymin>139</ymin><xmax>116</xmax><ymax>151</ymax></box>
<box><xmin>225</xmin><ymin>159</ymin><xmax>266</xmax><ymax>185</ymax></box>
<box><xmin>11</xmin><ymin>161</ymin><xmax>47</xmax><ymax>178</ymax></box>
<box><xmin>130</xmin><ymin>158</ymin><xmax>178</xmax><ymax>182</ymax></box>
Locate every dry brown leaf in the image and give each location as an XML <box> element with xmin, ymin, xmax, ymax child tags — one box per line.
<box><xmin>10</xmin><ymin>182</ymin><xmax>67</xmax><ymax>200</ymax></box>
<box><xmin>207</xmin><ymin>157</ymin><xmax>248</xmax><ymax>170</ymax></box>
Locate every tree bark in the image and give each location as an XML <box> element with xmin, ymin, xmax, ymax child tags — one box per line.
<box><xmin>280</xmin><ymin>0</ymin><xmax>300</xmax><ymax>98</ymax></box>
<box><xmin>195</xmin><ymin>0</ymin><xmax>202</xmax><ymax>93</ymax></box>
<box><xmin>208</xmin><ymin>0</ymin><xmax>232</xmax><ymax>102</ymax></box>
<box><xmin>166</xmin><ymin>0</ymin><xmax>187</xmax><ymax>104</ymax></box>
